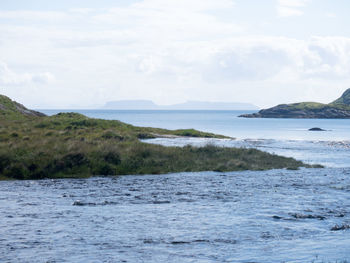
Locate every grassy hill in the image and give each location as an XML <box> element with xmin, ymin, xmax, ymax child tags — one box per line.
<box><xmin>0</xmin><ymin>95</ymin><xmax>318</xmax><ymax>180</ymax></box>
<box><xmin>240</xmin><ymin>88</ymin><xmax>350</xmax><ymax>119</ymax></box>
<box><xmin>331</xmin><ymin>88</ymin><xmax>350</xmax><ymax>105</ymax></box>
<box><xmin>0</xmin><ymin>95</ymin><xmax>45</xmax><ymax>120</ymax></box>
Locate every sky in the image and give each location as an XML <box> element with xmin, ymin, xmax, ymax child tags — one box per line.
<box><xmin>0</xmin><ymin>0</ymin><xmax>350</xmax><ymax>108</ymax></box>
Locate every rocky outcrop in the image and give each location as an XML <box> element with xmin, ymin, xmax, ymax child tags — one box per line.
<box><xmin>0</xmin><ymin>95</ymin><xmax>46</xmax><ymax>118</ymax></box>
<box><xmin>13</xmin><ymin>102</ymin><xmax>45</xmax><ymax>117</ymax></box>
<box><xmin>240</xmin><ymin>88</ymin><xmax>350</xmax><ymax>119</ymax></box>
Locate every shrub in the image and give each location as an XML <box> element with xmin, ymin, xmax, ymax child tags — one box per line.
<box><xmin>3</xmin><ymin>164</ymin><xmax>29</xmax><ymax>180</ymax></box>
<box><xmin>50</xmin><ymin>153</ymin><xmax>90</xmax><ymax>173</ymax></box>
<box><xmin>62</xmin><ymin>153</ymin><xmax>89</xmax><ymax>168</ymax></box>
<box><xmin>102</xmin><ymin>131</ymin><xmax>124</xmax><ymax>140</ymax></box>
<box><xmin>0</xmin><ymin>155</ymin><xmax>10</xmax><ymax>173</ymax></box>
<box><xmin>34</xmin><ymin>123</ymin><xmax>49</xmax><ymax>128</ymax></box>
<box><xmin>71</xmin><ymin>119</ymin><xmax>98</xmax><ymax>127</ymax></box>
<box><xmin>137</xmin><ymin>133</ymin><xmax>155</xmax><ymax>139</ymax></box>
<box><xmin>11</xmin><ymin>132</ymin><xmax>19</xmax><ymax>138</ymax></box>
<box><xmin>97</xmin><ymin>164</ymin><xmax>116</xmax><ymax>175</ymax></box>
<box><xmin>104</xmin><ymin>151</ymin><xmax>121</xmax><ymax>165</ymax></box>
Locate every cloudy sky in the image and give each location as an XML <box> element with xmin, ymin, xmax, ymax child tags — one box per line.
<box><xmin>1</xmin><ymin>0</ymin><xmax>350</xmax><ymax>108</ymax></box>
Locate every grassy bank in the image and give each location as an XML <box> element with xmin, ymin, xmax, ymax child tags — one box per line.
<box><xmin>0</xmin><ymin>111</ymin><xmax>321</xmax><ymax>180</ymax></box>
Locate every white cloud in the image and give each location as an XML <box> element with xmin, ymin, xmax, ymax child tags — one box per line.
<box><xmin>31</xmin><ymin>72</ymin><xmax>55</xmax><ymax>84</ymax></box>
<box><xmin>68</xmin><ymin>8</ymin><xmax>95</xmax><ymax>15</ymax></box>
<box><xmin>0</xmin><ymin>10</ymin><xmax>69</xmax><ymax>21</ymax></box>
<box><xmin>131</xmin><ymin>0</ymin><xmax>235</xmax><ymax>11</ymax></box>
<box><xmin>326</xmin><ymin>12</ymin><xmax>337</xmax><ymax>18</ymax></box>
<box><xmin>0</xmin><ymin>0</ymin><xmax>349</xmax><ymax>108</ymax></box>
<box><xmin>277</xmin><ymin>0</ymin><xmax>310</xmax><ymax>17</ymax></box>
<box><xmin>0</xmin><ymin>62</ymin><xmax>54</xmax><ymax>86</ymax></box>
<box><xmin>92</xmin><ymin>0</ymin><xmax>241</xmax><ymax>42</ymax></box>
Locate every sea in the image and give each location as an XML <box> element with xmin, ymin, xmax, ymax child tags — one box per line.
<box><xmin>1</xmin><ymin>110</ymin><xmax>350</xmax><ymax>263</ymax></box>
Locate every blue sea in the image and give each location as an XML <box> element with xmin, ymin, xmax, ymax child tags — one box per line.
<box><xmin>40</xmin><ymin>109</ymin><xmax>350</xmax><ymax>141</ymax></box>
<box><xmin>1</xmin><ymin>110</ymin><xmax>350</xmax><ymax>263</ymax></box>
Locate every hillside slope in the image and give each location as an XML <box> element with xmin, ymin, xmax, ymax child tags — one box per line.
<box><xmin>240</xmin><ymin>89</ymin><xmax>350</xmax><ymax>119</ymax></box>
<box><xmin>331</xmin><ymin>88</ymin><xmax>350</xmax><ymax>105</ymax></box>
<box><xmin>0</xmin><ymin>95</ymin><xmax>45</xmax><ymax>120</ymax></box>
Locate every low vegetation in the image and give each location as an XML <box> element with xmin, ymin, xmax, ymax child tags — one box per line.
<box><xmin>240</xmin><ymin>88</ymin><xmax>350</xmax><ymax>118</ymax></box>
<box><xmin>291</xmin><ymin>101</ymin><xmax>350</xmax><ymax>111</ymax></box>
<box><xmin>332</xmin><ymin>88</ymin><xmax>350</xmax><ymax>105</ymax></box>
<box><xmin>0</xmin><ymin>95</ymin><xmax>320</xmax><ymax>180</ymax></box>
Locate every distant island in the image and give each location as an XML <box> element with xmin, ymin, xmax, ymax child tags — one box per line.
<box><xmin>104</xmin><ymin>100</ymin><xmax>259</xmax><ymax>110</ymax></box>
<box><xmin>0</xmin><ymin>94</ymin><xmax>317</xmax><ymax>180</ymax></box>
<box><xmin>239</xmin><ymin>88</ymin><xmax>350</xmax><ymax>119</ymax></box>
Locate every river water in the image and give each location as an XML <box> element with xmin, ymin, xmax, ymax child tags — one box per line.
<box><xmin>1</xmin><ymin>110</ymin><xmax>350</xmax><ymax>262</ymax></box>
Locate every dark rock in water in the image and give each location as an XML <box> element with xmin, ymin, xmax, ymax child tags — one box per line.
<box><xmin>170</xmin><ymin>241</ymin><xmax>191</xmax><ymax>245</ymax></box>
<box><xmin>239</xmin><ymin>88</ymin><xmax>350</xmax><ymax>119</ymax></box>
<box><xmin>331</xmin><ymin>224</ymin><xmax>350</xmax><ymax>231</ymax></box>
<box><xmin>272</xmin><ymin>215</ymin><xmax>283</xmax><ymax>220</ymax></box>
<box><xmin>309</xmin><ymin>127</ymin><xmax>326</xmax><ymax>131</ymax></box>
<box><xmin>73</xmin><ymin>200</ymin><xmax>97</xmax><ymax>206</ymax></box>
<box><xmin>289</xmin><ymin>213</ymin><xmax>326</xmax><ymax>220</ymax></box>
<box><xmin>73</xmin><ymin>200</ymin><xmax>84</xmax><ymax>206</ymax></box>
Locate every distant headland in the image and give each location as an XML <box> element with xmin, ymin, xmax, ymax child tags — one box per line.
<box><xmin>239</xmin><ymin>88</ymin><xmax>350</xmax><ymax>119</ymax></box>
<box><xmin>103</xmin><ymin>100</ymin><xmax>259</xmax><ymax>110</ymax></box>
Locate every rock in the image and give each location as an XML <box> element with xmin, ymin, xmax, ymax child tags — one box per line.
<box><xmin>291</xmin><ymin>213</ymin><xmax>326</xmax><ymax>220</ymax></box>
<box><xmin>0</xmin><ymin>94</ymin><xmax>46</xmax><ymax>118</ymax></box>
<box><xmin>331</xmin><ymin>224</ymin><xmax>350</xmax><ymax>231</ymax></box>
<box><xmin>73</xmin><ymin>200</ymin><xmax>84</xmax><ymax>206</ymax></box>
<box><xmin>272</xmin><ymin>215</ymin><xmax>283</xmax><ymax>220</ymax></box>
<box><xmin>309</xmin><ymin>127</ymin><xmax>326</xmax><ymax>131</ymax></box>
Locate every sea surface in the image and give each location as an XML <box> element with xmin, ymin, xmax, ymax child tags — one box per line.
<box><xmin>1</xmin><ymin>110</ymin><xmax>350</xmax><ymax>262</ymax></box>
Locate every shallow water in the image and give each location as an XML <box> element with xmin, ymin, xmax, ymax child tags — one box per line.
<box><xmin>1</xmin><ymin>168</ymin><xmax>350</xmax><ymax>262</ymax></box>
<box><xmin>142</xmin><ymin>137</ymin><xmax>350</xmax><ymax>168</ymax></box>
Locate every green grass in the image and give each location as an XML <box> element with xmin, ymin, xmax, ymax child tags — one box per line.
<box><xmin>290</xmin><ymin>101</ymin><xmax>349</xmax><ymax>110</ymax></box>
<box><xmin>171</xmin><ymin>128</ymin><xmax>228</xmax><ymax>138</ymax></box>
<box><xmin>277</xmin><ymin>101</ymin><xmax>350</xmax><ymax>112</ymax></box>
<box><xmin>282</xmin><ymin>88</ymin><xmax>350</xmax><ymax>111</ymax></box>
<box><xmin>332</xmin><ymin>88</ymin><xmax>350</xmax><ymax>105</ymax></box>
<box><xmin>0</xmin><ymin>112</ymin><xmax>319</xmax><ymax>180</ymax></box>
<box><xmin>277</xmin><ymin>88</ymin><xmax>350</xmax><ymax>111</ymax></box>
<box><xmin>291</xmin><ymin>102</ymin><xmax>329</xmax><ymax>110</ymax></box>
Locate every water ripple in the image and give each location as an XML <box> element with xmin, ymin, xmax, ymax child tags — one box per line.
<box><xmin>1</xmin><ymin>168</ymin><xmax>350</xmax><ymax>262</ymax></box>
